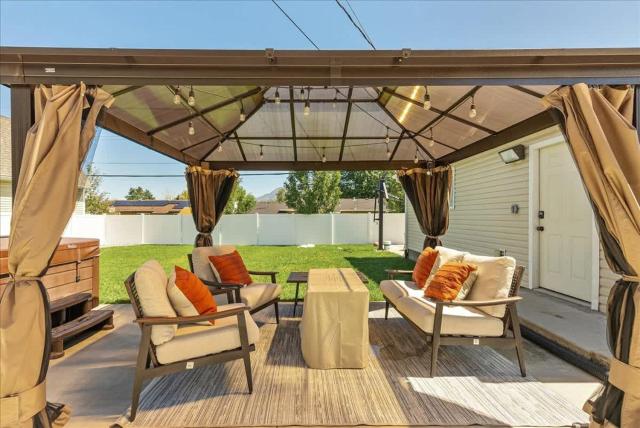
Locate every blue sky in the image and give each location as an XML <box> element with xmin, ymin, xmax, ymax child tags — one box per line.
<box><xmin>1</xmin><ymin>0</ymin><xmax>639</xmax><ymax>198</ymax></box>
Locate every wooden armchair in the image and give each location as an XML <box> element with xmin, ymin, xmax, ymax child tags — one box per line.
<box><xmin>187</xmin><ymin>246</ymin><xmax>281</xmax><ymax>323</ymax></box>
<box><xmin>381</xmin><ymin>265</ymin><xmax>526</xmax><ymax>377</ymax></box>
<box><xmin>124</xmin><ymin>272</ymin><xmax>257</xmax><ymax>421</ymax></box>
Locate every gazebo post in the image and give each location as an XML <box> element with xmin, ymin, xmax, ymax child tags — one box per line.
<box><xmin>10</xmin><ymin>84</ymin><xmax>34</xmax><ymax>202</ymax></box>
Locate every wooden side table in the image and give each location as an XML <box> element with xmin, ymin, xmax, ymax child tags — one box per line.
<box><xmin>286</xmin><ymin>270</ymin><xmax>369</xmax><ymax>316</ymax></box>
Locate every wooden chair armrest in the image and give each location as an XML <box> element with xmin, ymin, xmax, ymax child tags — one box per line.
<box><xmin>200</xmin><ymin>278</ymin><xmax>243</xmax><ymax>289</ymax></box>
<box><xmin>248</xmin><ymin>270</ymin><xmax>278</xmax><ymax>283</ymax></box>
<box><xmin>208</xmin><ymin>287</ymin><xmax>233</xmax><ymax>297</ymax></box>
<box><xmin>135</xmin><ymin>305</ymin><xmax>248</xmax><ymax>325</ymax></box>
<box><xmin>385</xmin><ymin>269</ymin><xmax>413</xmax><ymax>279</ymax></box>
<box><xmin>434</xmin><ymin>296</ymin><xmax>523</xmax><ymax>307</ymax></box>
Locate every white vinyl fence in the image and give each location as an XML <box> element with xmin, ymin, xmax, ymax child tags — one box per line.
<box><xmin>0</xmin><ymin>213</ymin><xmax>405</xmax><ymax>247</ymax></box>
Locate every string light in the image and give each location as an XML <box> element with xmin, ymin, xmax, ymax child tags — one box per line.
<box><xmin>426</xmin><ymin>128</ymin><xmax>435</xmax><ymax>147</ymax></box>
<box><xmin>173</xmin><ymin>86</ymin><xmax>181</xmax><ymax>105</ymax></box>
<box><xmin>259</xmin><ymin>145</ymin><xmax>264</xmax><ymax>160</ymax></box>
<box><xmin>469</xmin><ymin>95</ymin><xmax>478</xmax><ymax>119</ymax></box>
<box><xmin>300</xmin><ymin>87</ymin><xmax>305</xmax><ymax>99</ymax></box>
<box><xmin>386</xmin><ymin>141</ymin><xmax>391</xmax><ymax>158</ymax></box>
<box><xmin>275</xmin><ymin>88</ymin><xmax>281</xmax><ymax>104</ymax></box>
<box><xmin>321</xmin><ymin>148</ymin><xmax>327</xmax><ymax>163</ymax></box>
<box><xmin>239</xmin><ymin>100</ymin><xmax>246</xmax><ymax>122</ymax></box>
<box><xmin>217</xmin><ymin>142</ymin><xmax>223</xmax><ymax>152</ymax></box>
<box><xmin>304</xmin><ymin>100</ymin><xmax>311</xmax><ymax>116</ymax></box>
<box><xmin>414</xmin><ymin>147</ymin><xmax>420</xmax><ymax>164</ymax></box>
<box><xmin>188</xmin><ymin>86</ymin><xmax>196</xmax><ymax>106</ymax></box>
<box><xmin>332</xmin><ymin>89</ymin><xmax>338</xmax><ymax>108</ymax></box>
<box><xmin>385</xmin><ymin>127</ymin><xmax>390</xmax><ymax>144</ymax></box>
<box><xmin>188</xmin><ymin>121</ymin><xmax>195</xmax><ymax>136</ymax></box>
<box><xmin>423</xmin><ymin>86</ymin><xmax>431</xmax><ymax>110</ymax></box>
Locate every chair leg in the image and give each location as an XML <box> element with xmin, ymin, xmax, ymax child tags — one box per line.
<box><xmin>509</xmin><ymin>304</ymin><xmax>527</xmax><ymax>377</ymax></box>
<box><xmin>131</xmin><ymin>327</ymin><xmax>151</xmax><ymax>421</ymax></box>
<box><xmin>293</xmin><ymin>282</ymin><xmax>300</xmax><ymax>316</ymax></box>
<box><xmin>274</xmin><ymin>300</ymin><xmax>280</xmax><ymax>324</ymax></box>
<box><xmin>384</xmin><ymin>299</ymin><xmax>390</xmax><ymax>320</ymax></box>
<box><xmin>430</xmin><ymin>304</ymin><xmax>444</xmax><ymax>377</ymax></box>
<box><xmin>236</xmin><ymin>311</ymin><xmax>253</xmax><ymax>393</ymax></box>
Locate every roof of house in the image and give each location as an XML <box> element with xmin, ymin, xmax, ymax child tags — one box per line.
<box><xmin>110</xmin><ymin>200</ymin><xmax>190</xmax><ymax>214</ymax></box>
<box><xmin>252</xmin><ymin>198</ymin><xmax>377</xmax><ymax>214</ymax></box>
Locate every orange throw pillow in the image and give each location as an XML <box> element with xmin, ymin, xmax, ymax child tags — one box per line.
<box><xmin>425</xmin><ymin>262</ymin><xmax>477</xmax><ymax>301</ymax></box>
<box><xmin>412</xmin><ymin>248</ymin><xmax>439</xmax><ymax>288</ymax></box>
<box><xmin>171</xmin><ymin>266</ymin><xmax>217</xmax><ymax>324</ymax></box>
<box><xmin>208</xmin><ymin>251</ymin><xmax>253</xmax><ymax>286</ymax></box>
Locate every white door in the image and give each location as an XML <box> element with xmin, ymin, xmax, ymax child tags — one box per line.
<box><xmin>538</xmin><ymin>143</ymin><xmax>593</xmax><ymax>301</ymax></box>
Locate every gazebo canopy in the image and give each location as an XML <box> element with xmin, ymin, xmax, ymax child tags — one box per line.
<box><xmin>2</xmin><ymin>47</ymin><xmax>639</xmax><ymax>170</ymax></box>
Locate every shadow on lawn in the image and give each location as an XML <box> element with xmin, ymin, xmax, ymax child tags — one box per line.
<box><xmin>345</xmin><ymin>256</ymin><xmax>414</xmax><ymax>285</ymax></box>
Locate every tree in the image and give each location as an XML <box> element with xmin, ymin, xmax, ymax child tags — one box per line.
<box><xmin>282</xmin><ymin>171</ymin><xmax>341</xmax><ymax>214</ymax></box>
<box><xmin>275</xmin><ymin>188</ymin><xmax>286</xmax><ymax>203</ymax></box>
<box><xmin>224</xmin><ymin>180</ymin><xmax>256</xmax><ymax>214</ymax></box>
<box><xmin>83</xmin><ymin>164</ymin><xmax>111</xmax><ymax>214</ymax></box>
<box><xmin>125</xmin><ymin>186</ymin><xmax>155</xmax><ymax>200</ymax></box>
<box><xmin>339</xmin><ymin>171</ymin><xmax>405</xmax><ymax>212</ymax></box>
<box><xmin>175</xmin><ymin>189</ymin><xmax>189</xmax><ymax>200</ymax></box>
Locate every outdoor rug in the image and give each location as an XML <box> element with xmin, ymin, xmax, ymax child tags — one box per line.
<box><xmin>117</xmin><ymin>313</ymin><xmax>588</xmax><ymax>427</ymax></box>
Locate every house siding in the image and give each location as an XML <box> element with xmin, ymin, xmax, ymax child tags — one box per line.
<box><xmin>406</xmin><ymin>126</ymin><xmax>619</xmax><ymax>313</ymax></box>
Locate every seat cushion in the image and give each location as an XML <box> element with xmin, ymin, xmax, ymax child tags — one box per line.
<box><xmin>380</xmin><ymin>279</ymin><xmax>424</xmax><ymax>303</ymax></box>
<box><xmin>240</xmin><ymin>283</ymin><xmax>282</xmax><ymax>309</ymax></box>
<box><xmin>395</xmin><ymin>296</ymin><xmax>504</xmax><ymax>337</ymax></box>
<box><xmin>155</xmin><ymin>304</ymin><xmax>260</xmax><ymax>365</ymax></box>
<box><xmin>462</xmin><ymin>254</ymin><xmax>516</xmax><ymax>318</ymax></box>
<box><xmin>191</xmin><ymin>245</ymin><xmax>237</xmax><ymax>282</ymax></box>
<box><xmin>134</xmin><ymin>260</ymin><xmax>176</xmax><ymax>346</ymax></box>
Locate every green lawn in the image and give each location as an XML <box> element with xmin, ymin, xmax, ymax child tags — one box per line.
<box><xmin>100</xmin><ymin>244</ymin><xmax>414</xmax><ymax>304</ymax></box>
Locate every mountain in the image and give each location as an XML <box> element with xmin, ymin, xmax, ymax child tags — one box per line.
<box><xmin>256</xmin><ymin>187</ymin><xmax>282</xmax><ymax>202</ymax></box>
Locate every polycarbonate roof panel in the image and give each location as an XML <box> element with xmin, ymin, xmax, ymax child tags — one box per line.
<box><xmin>395</xmin><ymin>85</ymin><xmax>475</xmax><ymax>111</ymax></box>
<box><xmin>347</xmin><ymin>103</ymin><xmax>403</xmax><ymax>137</ymax></box>
<box><xmin>239</xmin><ymin>139</ymin><xmax>295</xmax><ymax>162</ymax></box>
<box><xmin>432</xmin><ymin>116</ymin><xmax>490</xmax><ymax>149</ymax></box>
<box><xmin>294</xmin><ymin>102</ymin><xmax>346</xmax><ymax>138</ymax></box>
<box><xmin>341</xmin><ymin>139</ymin><xmax>391</xmax><ymax>161</ymax></box>
<box><xmin>154</xmin><ymin>116</ymin><xmax>219</xmax><ymax>151</ymax></box>
<box><xmin>236</xmin><ymin>102</ymin><xmax>291</xmax><ymax>138</ymax></box>
<box><xmin>202</xmin><ymin>137</ymin><xmax>243</xmax><ymax>162</ymax></box>
<box><xmin>381</xmin><ymin>94</ymin><xmax>440</xmax><ymax>134</ymax></box>
<box><xmin>295</xmin><ymin>139</ymin><xmax>341</xmax><ymax>162</ymax></box>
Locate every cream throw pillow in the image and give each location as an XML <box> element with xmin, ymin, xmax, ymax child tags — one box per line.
<box><xmin>463</xmin><ymin>254</ymin><xmax>516</xmax><ymax>318</ymax></box>
<box><xmin>455</xmin><ymin>269</ymin><xmax>478</xmax><ymax>300</ymax></box>
<box><xmin>134</xmin><ymin>260</ymin><xmax>177</xmax><ymax>345</ymax></box>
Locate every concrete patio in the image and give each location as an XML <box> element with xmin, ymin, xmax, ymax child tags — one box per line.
<box><xmin>47</xmin><ymin>301</ymin><xmax>600</xmax><ymax>428</ymax></box>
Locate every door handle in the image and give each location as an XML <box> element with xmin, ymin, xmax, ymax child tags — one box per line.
<box><xmin>536</xmin><ymin>226</ymin><xmax>544</xmax><ymax>232</ymax></box>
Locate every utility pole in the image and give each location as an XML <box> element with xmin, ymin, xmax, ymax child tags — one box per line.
<box><xmin>377</xmin><ymin>179</ymin><xmax>385</xmax><ymax>250</ymax></box>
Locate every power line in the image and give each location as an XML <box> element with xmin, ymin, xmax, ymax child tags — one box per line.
<box><xmin>271</xmin><ymin>0</ymin><xmax>320</xmax><ymax>50</ymax></box>
<box><xmin>346</xmin><ymin>0</ymin><xmax>373</xmax><ymax>43</ymax></box>
<box><xmin>90</xmin><ymin>173</ymin><xmax>292</xmax><ymax>178</ymax></box>
<box><xmin>335</xmin><ymin>0</ymin><xmax>376</xmax><ymax>50</ymax></box>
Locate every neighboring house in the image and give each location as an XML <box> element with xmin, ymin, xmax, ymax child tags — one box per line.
<box><xmin>0</xmin><ymin>115</ymin><xmax>86</xmax><ymax>215</ymax></box>
<box><xmin>252</xmin><ymin>198</ymin><xmax>378</xmax><ymax>214</ymax></box>
<box><xmin>405</xmin><ymin>126</ymin><xmax>620</xmax><ymax>314</ymax></box>
<box><xmin>110</xmin><ymin>200</ymin><xmax>191</xmax><ymax>215</ymax></box>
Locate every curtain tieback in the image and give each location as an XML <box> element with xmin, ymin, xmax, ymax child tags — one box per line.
<box><xmin>0</xmin><ymin>380</ymin><xmax>47</xmax><ymax>426</ymax></box>
<box><xmin>425</xmin><ymin>234</ymin><xmax>441</xmax><ymax>239</ymax></box>
<box><xmin>608</xmin><ymin>358</ymin><xmax>640</xmax><ymax>398</ymax></box>
<box><xmin>621</xmin><ymin>274</ymin><xmax>640</xmax><ymax>282</ymax></box>
<box><xmin>8</xmin><ymin>274</ymin><xmax>42</xmax><ymax>283</ymax></box>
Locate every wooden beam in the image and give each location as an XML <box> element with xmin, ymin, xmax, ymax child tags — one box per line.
<box><xmin>234</xmin><ymin>132</ymin><xmax>247</xmax><ymax>162</ymax></box>
<box><xmin>265</xmin><ymin>98</ymin><xmax>375</xmax><ymax>104</ymax></box>
<box><xmin>510</xmin><ymin>85</ymin><xmax>546</xmax><ymax>99</ymax></box>
<box><xmin>388</xmin><ymin>130</ymin><xmax>405</xmax><ymax>161</ymax></box>
<box><xmin>147</xmin><ymin>87</ymin><xmax>262</xmax><ymax>135</ymax></box>
<box><xmin>97</xmin><ymin>110</ymin><xmax>200</xmax><ymax>165</ymax></box>
<box><xmin>437</xmin><ymin>110</ymin><xmax>557</xmax><ymax>164</ymax></box>
<box><xmin>10</xmin><ymin>85</ymin><xmax>34</xmax><ymax>201</ymax></box>
<box><xmin>224</xmin><ymin>135</ymin><xmax>405</xmax><ymax>141</ymax></box>
<box><xmin>289</xmin><ymin>86</ymin><xmax>297</xmax><ymax>161</ymax></box>
<box><xmin>2</xmin><ymin>47</ymin><xmax>639</xmax><ymax>86</ymax></box>
<box><xmin>110</xmin><ymin>85</ymin><xmax>141</xmax><ymax>97</ymax></box>
<box><xmin>207</xmin><ymin>160</ymin><xmax>425</xmax><ymax>171</ymax></box>
<box><xmin>338</xmin><ymin>87</ymin><xmax>353</xmax><ymax>161</ymax></box>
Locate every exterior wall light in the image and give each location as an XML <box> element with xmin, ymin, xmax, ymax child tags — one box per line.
<box><xmin>499</xmin><ymin>144</ymin><xmax>526</xmax><ymax>164</ymax></box>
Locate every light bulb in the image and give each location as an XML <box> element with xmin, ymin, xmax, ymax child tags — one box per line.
<box><xmin>414</xmin><ymin>151</ymin><xmax>419</xmax><ymax>164</ymax></box>
<box><xmin>188</xmin><ymin>86</ymin><xmax>196</xmax><ymax>106</ymax></box>
<box><xmin>427</xmin><ymin>169</ymin><xmax>432</xmax><ymax>176</ymax></box>
<box><xmin>332</xmin><ymin>89</ymin><xmax>338</xmax><ymax>108</ymax></box>
<box><xmin>173</xmin><ymin>86</ymin><xmax>181</xmax><ymax>105</ymax></box>
<box><xmin>423</xmin><ymin>86</ymin><xmax>431</xmax><ymax>110</ymax></box>
<box><xmin>217</xmin><ymin>143</ymin><xmax>223</xmax><ymax>152</ymax></box>
<box><xmin>386</xmin><ymin>144</ymin><xmax>391</xmax><ymax>158</ymax></box>
<box><xmin>240</xmin><ymin>109</ymin><xmax>246</xmax><ymax>122</ymax></box>
<box><xmin>259</xmin><ymin>145</ymin><xmax>264</xmax><ymax>160</ymax></box>
<box><xmin>469</xmin><ymin>103</ymin><xmax>477</xmax><ymax>119</ymax></box>
<box><xmin>300</xmin><ymin>88</ymin><xmax>305</xmax><ymax>99</ymax></box>
<box><xmin>385</xmin><ymin>128</ymin><xmax>390</xmax><ymax>144</ymax></box>
<box><xmin>275</xmin><ymin>89</ymin><xmax>281</xmax><ymax>104</ymax></box>
<box><xmin>188</xmin><ymin>121</ymin><xmax>195</xmax><ymax>136</ymax></box>
<box><xmin>304</xmin><ymin>100</ymin><xmax>310</xmax><ymax>116</ymax></box>
<box><xmin>427</xmin><ymin>138</ymin><xmax>435</xmax><ymax>148</ymax></box>
<box><xmin>322</xmin><ymin>152</ymin><xmax>327</xmax><ymax>163</ymax></box>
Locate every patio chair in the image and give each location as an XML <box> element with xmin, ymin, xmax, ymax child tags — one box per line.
<box><xmin>187</xmin><ymin>245</ymin><xmax>281</xmax><ymax>323</ymax></box>
<box><xmin>381</xmin><ymin>247</ymin><xmax>526</xmax><ymax>377</ymax></box>
<box><xmin>124</xmin><ymin>268</ymin><xmax>258</xmax><ymax>421</ymax></box>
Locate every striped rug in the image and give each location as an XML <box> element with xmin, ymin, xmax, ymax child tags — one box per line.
<box><xmin>118</xmin><ymin>311</ymin><xmax>588</xmax><ymax>427</ymax></box>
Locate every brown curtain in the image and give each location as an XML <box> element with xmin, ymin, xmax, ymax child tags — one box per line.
<box><xmin>543</xmin><ymin>84</ymin><xmax>640</xmax><ymax>428</ymax></box>
<box><xmin>398</xmin><ymin>165</ymin><xmax>453</xmax><ymax>249</ymax></box>
<box><xmin>0</xmin><ymin>84</ymin><xmax>113</xmax><ymax>428</ymax></box>
<box><xmin>185</xmin><ymin>166</ymin><xmax>238</xmax><ymax>247</ymax></box>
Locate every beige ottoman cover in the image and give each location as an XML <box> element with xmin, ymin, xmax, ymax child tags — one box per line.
<box><xmin>300</xmin><ymin>268</ymin><xmax>369</xmax><ymax>369</ymax></box>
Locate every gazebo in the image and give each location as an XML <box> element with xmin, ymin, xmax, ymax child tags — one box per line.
<box><xmin>1</xmin><ymin>47</ymin><xmax>639</xmax><ymax>428</ymax></box>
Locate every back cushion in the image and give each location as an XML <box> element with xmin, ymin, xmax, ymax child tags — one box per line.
<box><xmin>412</xmin><ymin>248</ymin><xmax>439</xmax><ymax>288</ymax></box>
<box><xmin>134</xmin><ymin>260</ymin><xmax>177</xmax><ymax>345</ymax></box>
<box><xmin>208</xmin><ymin>251</ymin><xmax>253</xmax><ymax>286</ymax></box>
<box><xmin>191</xmin><ymin>245</ymin><xmax>237</xmax><ymax>282</ymax></box>
<box><xmin>463</xmin><ymin>254</ymin><xmax>516</xmax><ymax>318</ymax></box>
<box><xmin>433</xmin><ymin>246</ymin><xmax>467</xmax><ymax>273</ymax></box>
